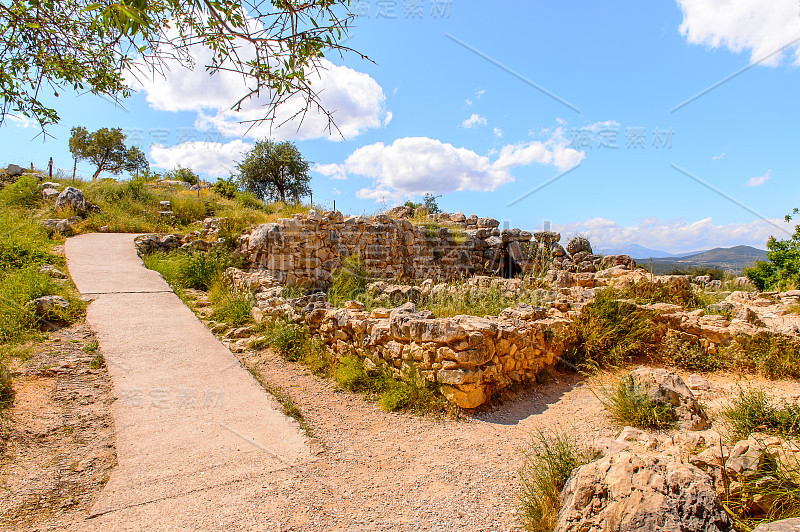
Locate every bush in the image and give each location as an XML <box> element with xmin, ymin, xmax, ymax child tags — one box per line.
<box><xmin>165</xmin><ymin>165</ymin><xmax>199</xmax><ymax>186</ymax></box>
<box><xmin>0</xmin><ymin>174</ymin><xmax>40</xmax><ymax>207</ymax></box>
<box><xmin>743</xmin><ymin>207</ymin><xmax>800</xmax><ymax>291</ymax></box>
<box><xmin>561</xmin><ymin>290</ymin><xmax>657</xmax><ymax>369</ymax></box>
<box><xmin>235</xmin><ymin>191</ymin><xmax>267</xmax><ymax>211</ymax></box>
<box><xmin>599</xmin><ymin>375</ymin><xmax>677</xmax><ymax>429</ymax></box>
<box><xmin>518</xmin><ymin>430</ymin><xmax>596</xmax><ymax>532</ymax></box>
<box><xmin>213</xmin><ymin>177</ymin><xmax>238</xmax><ymax>199</ymax></box>
<box><xmin>145</xmin><ymin>250</ymin><xmax>236</xmax><ymax>291</ymax></box>
<box><xmin>722</xmin><ymin>387</ymin><xmax>800</xmax><ymax>441</ymax></box>
<box><xmin>725</xmin><ymin>332</ymin><xmax>800</xmax><ymax>379</ymax></box>
<box><xmin>327</xmin><ymin>255</ymin><xmax>370</xmax><ymax>307</ymax></box>
<box><xmin>170</xmin><ymin>194</ymin><xmax>213</xmax><ymax>225</ymax></box>
<box><xmin>263</xmin><ymin>319</ymin><xmax>309</xmax><ymax>362</ymax></box>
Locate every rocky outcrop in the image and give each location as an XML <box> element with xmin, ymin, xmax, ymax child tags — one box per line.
<box><xmin>55</xmin><ymin>186</ymin><xmax>88</xmax><ymax>215</ymax></box>
<box><xmin>134</xmin><ymin>232</ymin><xmax>221</xmax><ymax>255</ymax></box>
<box><xmin>629</xmin><ymin>367</ymin><xmax>710</xmax><ymax>431</ymax></box>
<box><xmin>556</xmin><ymin>451</ymin><xmax>732</xmax><ymax>532</ymax></box>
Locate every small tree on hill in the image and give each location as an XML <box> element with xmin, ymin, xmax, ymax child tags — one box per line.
<box><xmin>237</xmin><ymin>139</ymin><xmax>310</xmax><ymax>204</ymax></box>
<box><xmin>744</xmin><ymin>208</ymin><xmax>800</xmax><ymax>290</ymax></box>
<box><xmin>68</xmin><ymin>126</ymin><xmax>149</xmax><ymax>180</ymax></box>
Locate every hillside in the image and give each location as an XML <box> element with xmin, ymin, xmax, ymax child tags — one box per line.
<box><xmin>634</xmin><ymin>245</ymin><xmax>767</xmax><ymax>274</ymax></box>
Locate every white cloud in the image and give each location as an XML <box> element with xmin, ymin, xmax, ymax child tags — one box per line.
<box><xmin>554</xmin><ymin>216</ymin><xmax>789</xmax><ymax>254</ymax></box>
<box><xmin>325</xmin><ymin>130</ymin><xmax>584</xmax><ymax>201</ymax></box>
<box><xmin>745</xmin><ymin>170</ymin><xmax>771</xmax><ymax>187</ymax></box>
<box><xmin>712</xmin><ymin>152</ymin><xmax>726</xmax><ymax>160</ymax></box>
<box><xmin>476</xmin><ymin>89</ymin><xmax>486</xmax><ymax>99</ymax></box>
<box><xmin>677</xmin><ymin>0</ymin><xmax>800</xmax><ymax>65</ymax></box>
<box><xmin>464</xmin><ymin>98</ymin><xmax>473</xmax><ymax>107</ymax></box>
<box><xmin>331</xmin><ymin>187</ymin><xmax>342</xmax><ymax>196</ymax></box>
<box><xmin>461</xmin><ymin>113</ymin><xmax>487</xmax><ymax>129</ymax></box>
<box><xmin>313</xmin><ymin>163</ymin><xmax>348</xmax><ymax>181</ymax></box>
<box><xmin>130</xmin><ymin>45</ymin><xmax>390</xmax><ymax>141</ymax></box>
<box><xmin>150</xmin><ymin>140</ymin><xmax>252</xmax><ymax>175</ymax></box>
<box><xmin>494</xmin><ymin>128</ymin><xmax>503</xmax><ymax>138</ymax></box>
<box><xmin>6</xmin><ymin>114</ymin><xmax>34</xmax><ymax>128</ymax></box>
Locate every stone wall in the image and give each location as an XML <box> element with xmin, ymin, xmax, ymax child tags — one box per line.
<box><xmin>236</xmin><ymin>210</ymin><xmax>634</xmax><ymax>289</ymax></box>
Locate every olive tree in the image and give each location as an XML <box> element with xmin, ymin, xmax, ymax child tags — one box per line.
<box><xmin>237</xmin><ymin>139</ymin><xmax>310</xmax><ymax>204</ymax></box>
<box><xmin>68</xmin><ymin>126</ymin><xmax>149</xmax><ymax>180</ymax></box>
<box><xmin>0</xmin><ymin>0</ymin><xmax>365</xmax><ymax>132</ymax></box>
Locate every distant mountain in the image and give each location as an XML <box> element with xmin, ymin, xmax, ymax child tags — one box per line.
<box><xmin>598</xmin><ymin>244</ymin><xmax>674</xmax><ymax>258</ymax></box>
<box><xmin>633</xmin><ymin>245</ymin><xmax>767</xmax><ymax>274</ymax></box>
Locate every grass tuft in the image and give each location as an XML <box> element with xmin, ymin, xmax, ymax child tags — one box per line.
<box><xmin>598</xmin><ymin>374</ymin><xmax>677</xmax><ymax>429</ymax></box>
<box><xmin>722</xmin><ymin>387</ymin><xmax>800</xmax><ymax>442</ymax></box>
<box><xmin>518</xmin><ymin>430</ymin><xmax>596</xmax><ymax>532</ymax></box>
<box><xmin>724</xmin><ymin>333</ymin><xmax>800</xmax><ymax>379</ymax></box>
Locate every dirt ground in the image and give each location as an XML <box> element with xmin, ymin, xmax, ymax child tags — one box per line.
<box><xmin>0</xmin><ymin>323</ymin><xmax>116</xmax><ymax>532</ymax></box>
<box><xmin>4</xmin><ymin>320</ymin><xmax>800</xmax><ymax>531</ymax></box>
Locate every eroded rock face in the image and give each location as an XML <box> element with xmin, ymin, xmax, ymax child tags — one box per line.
<box><xmin>556</xmin><ymin>452</ymin><xmax>732</xmax><ymax>532</ymax></box>
<box><xmin>630</xmin><ymin>367</ymin><xmax>711</xmax><ymax>431</ymax></box>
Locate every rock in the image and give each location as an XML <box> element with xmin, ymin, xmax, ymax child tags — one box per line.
<box><xmin>39</xmin><ymin>181</ymin><xmax>61</xmax><ymax>189</ymax></box>
<box><xmin>439</xmin><ymin>384</ymin><xmax>487</xmax><ymax>409</ymax></box>
<box><xmin>499</xmin><ymin>304</ymin><xmax>546</xmax><ymax>321</ymax></box>
<box><xmin>556</xmin><ymin>451</ymin><xmax>732</xmax><ymax>532</ymax></box>
<box><xmin>630</xmin><ymin>366</ymin><xmax>711</xmax><ymax>430</ymax></box>
<box><xmin>344</xmin><ymin>300</ymin><xmax>365</xmax><ymax>311</ymax></box>
<box><xmin>687</xmin><ymin>374</ymin><xmax>711</xmax><ymax>391</ymax></box>
<box><xmin>533</xmin><ymin>230</ymin><xmax>561</xmax><ymax>244</ymax></box>
<box><xmin>42</xmin><ymin>188</ymin><xmax>60</xmax><ymax>200</ymax></box>
<box><xmin>617</xmin><ymin>426</ymin><xmax>645</xmax><ymax>442</ymax></box>
<box><xmin>753</xmin><ymin>518</ymin><xmax>800</xmax><ymax>531</ymax></box>
<box><xmin>6</xmin><ymin>164</ymin><xmax>23</xmax><ymax>176</ymax></box>
<box><xmin>40</xmin><ymin>219</ymin><xmax>74</xmax><ymax>236</ymax></box>
<box><xmin>31</xmin><ymin>295</ymin><xmax>70</xmax><ymax>315</ymax></box>
<box><xmin>54</xmin><ymin>186</ymin><xmax>87</xmax><ymax>215</ymax></box>
<box><xmin>229</xmin><ymin>326</ymin><xmax>256</xmax><ymax>339</ymax></box>
<box><xmin>693</xmin><ymin>275</ymin><xmax>712</xmax><ymax>285</ymax></box>
<box><xmin>735</xmin><ymin>307</ymin><xmax>765</xmax><ymax>327</ymax></box>
<box><xmin>566</xmin><ymin>236</ymin><xmax>592</xmax><ymax>255</ymax></box>
<box><xmin>39</xmin><ymin>264</ymin><xmax>67</xmax><ymax>279</ymax></box>
<box><xmin>387</xmin><ymin>205</ymin><xmax>413</xmax><ymax>218</ymax></box>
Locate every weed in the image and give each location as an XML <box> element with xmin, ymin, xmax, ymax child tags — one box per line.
<box><xmin>334</xmin><ymin>355</ymin><xmax>376</xmax><ymax>392</ymax></box>
<box><xmin>560</xmin><ymin>290</ymin><xmax>657</xmax><ymax>369</ymax></box>
<box><xmin>209</xmin><ymin>283</ymin><xmax>253</xmax><ymax>328</ymax></box>
<box><xmin>724</xmin><ymin>333</ymin><xmax>800</xmax><ymax>379</ymax></box>
<box><xmin>90</xmin><ymin>353</ymin><xmax>105</xmax><ymax>369</ymax></box>
<box><xmin>722</xmin><ymin>387</ymin><xmax>800</xmax><ymax>441</ymax></box>
<box><xmin>262</xmin><ymin>319</ymin><xmax>309</xmax><ymax>362</ymax></box>
<box><xmin>518</xmin><ymin>430</ymin><xmax>596</xmax><ymax>532</ymax></box>
<box><xmin>0</xmin><ymin>175</ymin><xmax>40</xmax><ymax>207</ymax></box>
<box><xmin>327</xmin><ymin>255</ymin><xmax>373</xmax><ymax>308</ymax></box>
<box><xmin>598</xmin><ymin>374</ymin><xmax>677</xmax><ymax>429</ymax></box>
<box><xmin>0</xmin><ymin>210</ymin><xmax>53</xmax><ymax>271</ymax></box>
<box><xmin>83</xmin><ymin>340</ymin><xmax>99</xmax><ymax>354</ymax></box>
<box><xmin>418</xmin><ymin>276</ymin><xmax>546</xmax><ymax>318</ymax></box>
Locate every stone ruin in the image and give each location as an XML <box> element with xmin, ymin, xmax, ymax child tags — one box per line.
<box><xmin>235</xmin><ymin>208</ymin><xmax>635</xmax><ymax>289</ymax></box>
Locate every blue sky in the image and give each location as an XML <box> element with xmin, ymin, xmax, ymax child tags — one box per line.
<box><xmin>3</xmin><ymin>0</ymin><xmax>800</xmax><ymax>254</ymax></box>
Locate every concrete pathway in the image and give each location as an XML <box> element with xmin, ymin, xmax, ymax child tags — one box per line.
<box><xmin>65</xmin><ymin>234</ymin><xmax>312</xmax><ymax>530</ymax></box>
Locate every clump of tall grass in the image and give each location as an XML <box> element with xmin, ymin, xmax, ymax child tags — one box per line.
<box><xmin>518</xmin><ymin>430</ymin><xmax>597</xmax><ymax>532</ymax></box>
<box><xmin>724</xmin><ymin>333</ymin><xmax>800</xmax><ymax>380</ymax></box>
<box><xmin>0</xmin><ymin>362</ymin><xmax>14</xmax><ymax>410</ymax></box>
<box><xmin>418</xmin><ymin>277</ymin><xmax>546</xmax><ymax>318</ymax></box>
<box><xmin>326</xmin><ymin>255</ymin><xmax>377</xmax><ymax>309</ymax></box>
<box><xmin>560</xmin><ymin>289</ymin><xmax>657</xmax><ymax>369</ymax></box>
<box><xmin>209</xmin><ymin>283</ymin><xmax>254</xmax><ymax>328</ymax></box>
<box><xmin>664</xmin><ymin>332</ymin><xmax>722</xmax><ymax>372</ymax></box>
<box><xmin>144</xmin><ymin>249</ymin><xmax>238</xmax><ymax>291</ymax></box>
<box><xmin>722</xmin><ymin>387</ymin><xmax>800</xmax><ymax>442</ymax></box>
<box><xmin>597</xmin><ymin>374</ymin><xmax>677</xmax><ymax>429</ymax></box>
<box><xmin>0</xmin><ymin>175</ymin><xmax>40</xmax><ymax>208</ymax></box>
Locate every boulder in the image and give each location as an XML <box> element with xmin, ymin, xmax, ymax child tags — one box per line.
<box><xmin>387</xmin><ymin>205</ymin><xmax>413</xmax><ymax>219</ymax></box>
<box><xmin>566</xmin><ymin>236</ymin><xmax>592</xmax><ymax>255</ymax></box>
<box><xmin>39</xmin><ymin>264</ymin><xmax>67</xmax><ymax>279</ymax></box>
<box><xmin>533</xmin><ymin>231</ymin><xmax>561</xmax><ymax>244</ymax></box>
<box><xmin>556</xmin><ymin>452</ymin><xmax>732</xmax><ymax>532</ymax></box>
<box><xmin>630</xmin><ymin>366</ymin><xmax>711</xmax><ymax>430</ymax></box>
<box><xmin>31</xmin><ymin>295</ymin><xmax>69</xmax><ymax>315</ymax></box>
<box><xmin>6</xmin><ymin>164</ymin><xmax>23</xmax><ymax>177</ymax></box>
<box><xmin>40</xmin><ymin>219</ymin><xmax>74</xmax><ymax>236</ymax></box>
<box><xmin>42</xmin><ymin>188</ymin><xmax>60</xmax><ymax>200</ymax></box>
<box><xmin>54</xmin><ymin>186</ymin><xmax>87</xmax><ymax>215</ymax></box>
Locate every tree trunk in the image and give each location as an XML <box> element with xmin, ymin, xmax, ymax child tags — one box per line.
<box><xmin>92</xmin><ymin>167</ymin><xmax>102</xmax><ymax>180</ymax></box>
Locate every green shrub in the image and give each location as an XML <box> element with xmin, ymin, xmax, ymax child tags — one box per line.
<box><xmin>213</xmin><ymin>177</ymin><xmax>238</xmax><ymax>199</ymax></box>
<box><xmin>170</xmin><ymin>194</ymin><xmax>212</xmax><ymax>225</ymax></box>
<box><xmin>165</xmin><ymin>165</ymin><xmax>199</xmax><ymax>186</ymax></box>
<box><xmin>90</xmin><ymin>352</ymin><xmax>105</xmax><ymax>369</ymax></box>
<box><xmin>0</xmin><ymin>174</ymin><xmax>40</xmax><ymax>207</ymax></box>
<box><xmin>378</xmin><ymin>367</ymin><xmax>443</xmax><ymax>413</ymax></box>
<box><xmin>518</xmin><ymin>430</ymin><xmax>596</xmax><ymax>532</ymax></box>
<box><xmin>334</xmin><ymin>355</ymin><xmax>374</xmax><ymax>392</ymax></box>
<box><xmin>722</xmin><ymin>387</ymin><xmax>800</xmax><ymax>441</ymax></box>
<box><xmin>235</xmin><ymin>191</ymin><xmax>267</xmax><ymax>211</ymax></box>
<box><xmin>599</xmin><ymin>375</ymin><xmax>677</xmax><ymax>429</ymax></box>
<box><xmin>145</xmin><ymin>250</ymin><xmax>235</xmax><ymax>291</ymax></box>
<box><xmin>725</xmin><ymin>332</ymin><xmax>800</xmax><ymax>379</ymax></box>
<box><xmin>561</xmin><ymin>290</ymin><xmax>657</xmax><ymax>369</ymax></box>
<box><xmin>263</xmin><ymin>319</ymin><xmax>309</xmax><ymax>362</ymax></box>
